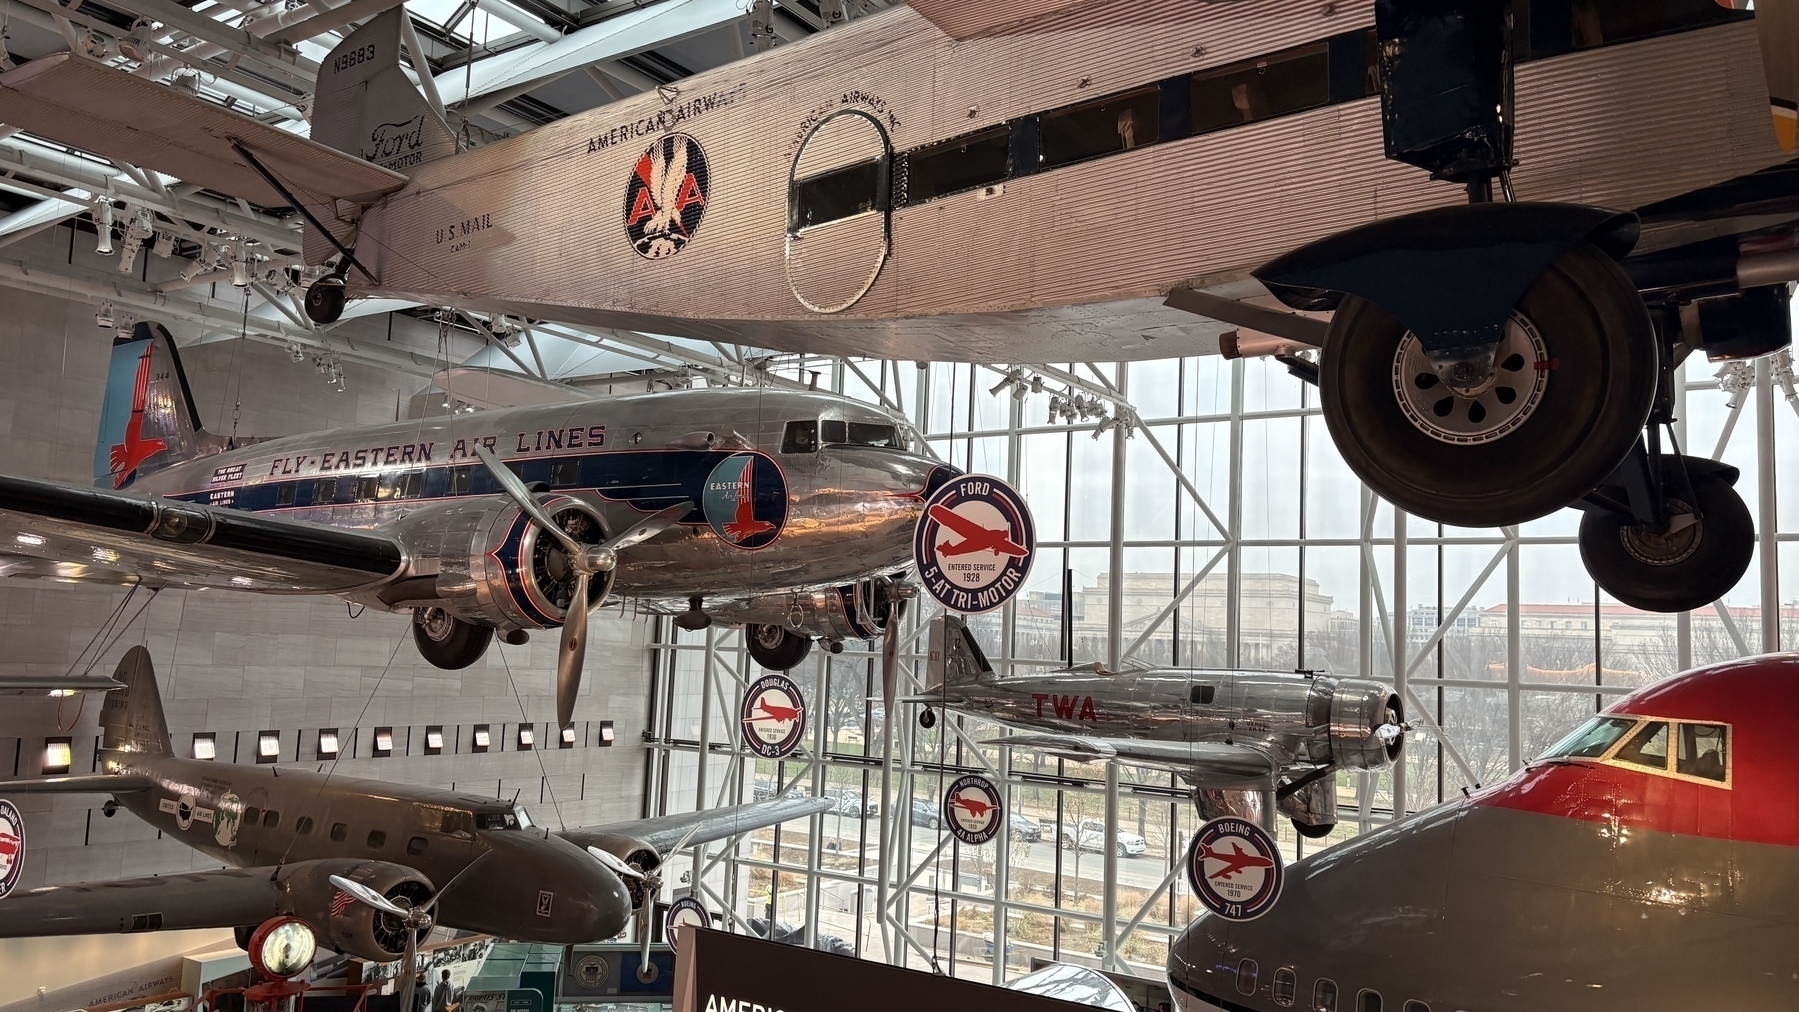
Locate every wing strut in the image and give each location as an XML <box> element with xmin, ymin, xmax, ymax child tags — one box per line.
<box><xmin>230</xmin><ymin>141</ymin><xmax>374</xmax><ymax>282</ymax></box>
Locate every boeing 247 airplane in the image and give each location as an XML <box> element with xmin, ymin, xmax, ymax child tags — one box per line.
<box><xmin>0</xmin><ymin>322</ymin><xmax>959</xmax><ymax>726</ymax></box>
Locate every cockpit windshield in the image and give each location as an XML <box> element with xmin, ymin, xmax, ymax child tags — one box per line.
<box><xmin>1539</xmin><ymin>716</ymin><xmax>1637</xmax><ymax>760</ymax></box>
<box><xmin>474</xmin><ymin>805</ymin><xmax>535</xmax><ymax>831</ymax></box>
<box><xmin>821</xmin><ymin>418</ymin><xmax>903</xmax><ymax>449</ymax></box>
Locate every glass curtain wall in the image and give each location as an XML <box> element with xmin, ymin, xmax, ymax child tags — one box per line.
<box><xmin>642</xmin><ymin>350</ymin><xmax>1794</xmax><ymax>985</ymax></box>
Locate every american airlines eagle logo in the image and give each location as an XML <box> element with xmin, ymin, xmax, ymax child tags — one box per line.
<box><xmin>623</xmin><ymin>133</ymin><xmax>710</xmax><ymax>259</ymax></box>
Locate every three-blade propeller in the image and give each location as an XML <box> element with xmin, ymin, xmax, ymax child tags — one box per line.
<box><xmin>473</xmin><ymin>444</ymin><xmax>689</xmax><ymax>729</ymax></box>
<box><xmin>330</xmin><ymin>852</ymin><xmax>491</xmax><ymax>1012</ymax></box>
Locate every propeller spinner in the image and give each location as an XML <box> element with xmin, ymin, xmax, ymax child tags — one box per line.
<box><xmin>473</xmin><ymin>445</ymin><xmax>690</xmax><ymax>728</ymax></box>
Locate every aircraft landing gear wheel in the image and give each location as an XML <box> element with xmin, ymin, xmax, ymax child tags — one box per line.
<box><xmin>303</xmin><ymin>277</ymin><xmax>346</xmax><ymax>324</ymax></box>
<box><xmin>1579</xmin><ymin>467</ymin><xmax>1753</xmax><ymax>613</ymax></box>
<box><xmin>919</xmin><ymin>707</ymin><xmax>937</xmax><ymax>729</ymax></box>
<box><xmin>1319</xmin><ymin>242</ymin><xmax>1657</xmax><ymax>527</ymax></box>
<box><xmin>1292</xmin><ymin>819</ymin><xmax>1334</xmax><ymax>840</ymax></box>
<box><xmin>411</xmin><ymin>608</ymin><xmax>494</xmax><ymax>669</ymax></box>
<box><xmin>746</xmin><ymin>623</ymin><xmax>812</xmax><ymax>670</ymax></box>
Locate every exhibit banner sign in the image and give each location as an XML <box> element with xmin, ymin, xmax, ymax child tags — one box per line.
<box><xmin>666</xmin><ymin>896</ymin><xmax>709</xmax><ymax>953</ymax></box>
<box><xmin>1186</xmin><ymin>817</ymin><xmax>1284</xmax><ymax>921</ymax></box>
<box><xmin>0</xmin><ymin>799</ymin><xmax>23</xmax><ymax>898</ymax></box>
<box><xmin>913</xmin><ymin>474</ymin><xmax>1035</xmax><ymax>614</ymax></box>
<box><xmin>942</xmin><ymin>773</ymin><xmax>1004</xmax><ymax>845</ymax></box>
<box><xmin>740</xmin><ymin>674</ymin><xmax>807</xmax><ymax>758</ymax></box>
<box><xmin>672</xmin><ymin>926</ymin><xmax>1092</xmax><ymax>1012</ymax></box>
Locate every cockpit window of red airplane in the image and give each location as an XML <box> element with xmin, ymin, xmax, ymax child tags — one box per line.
<box><xmin>1613</xmin><ymin>721</ymin><xmax>1670</xmax><ymax>770</ymax></box>
<box><xmin>1582</xmin><ymin>716</ymin><xmax>1733</xmax><ymax>787</ymax></box>
<box><xmin>1541</xmin><ymin>715</ymin><xmax>1636</xmax><ymax>758</ymax></box>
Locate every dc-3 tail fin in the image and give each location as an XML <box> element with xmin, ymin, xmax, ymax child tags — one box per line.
<box><xmin>313</xmin><ymin>9</ymin><xmax>457</xmax><ymax>176</ymax></box>
<box><xmin>93</xmin><ymin>322</ymin><xmax>213</xmax><ymax>489</ymax></box>
<box><xmin>923</xmin><ymin>614</ymin><xmax>992</xmax><ymax>695</ymax></box>
<box><xmin>99</xmin><ymin>646</ymin><xmax>171</xmax><ymax>756</ymax></box>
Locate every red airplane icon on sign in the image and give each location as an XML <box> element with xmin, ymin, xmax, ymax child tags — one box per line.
<box><xmin>721</xmin><ymin>458</ymin><xmax>775</xmax><ymax>543</ymax></box>
<box><xmin>0</xmin><ymin>829</ymin><xmax>19</xmax><ymax>864</ymax></box>
<box><xmin>948</xmin><ymin>794</ymin><xmax>997</xmax><ymax>819</ymax></box>
<box><xmin>108</xmin><ymin>344</ymin><xmax>168</xmax><ymax>489</ymax></box>
<box><xmin>930</xmin><ymin>505</ymin><xmax>1028</xmax><ymax>558</ymax></box>
<box><xmin>743</xmin><ymin>698</ymin><xmax>802</xmax><ymax>726</ymax></box>
<box><xmin>1202</xmin><ymin>840</ymin><xmax>1276</xmax><ymax>881</ymax></box>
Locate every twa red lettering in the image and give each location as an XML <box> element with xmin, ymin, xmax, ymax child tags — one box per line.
<box><xmin>1053</xmin><ymin>695</ymin><xmax>1076</xmax><ymax>719</ymax></box>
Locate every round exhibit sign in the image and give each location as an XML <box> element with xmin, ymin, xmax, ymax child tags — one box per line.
<box><xmin>942</xmin><ymin>774</ymin><xmax>1004</xmax><ymax>845</ymax></box>
<box><xmin>0</xmin><ymin>799</ymin><xmax>23</xmax><ymax>898</ymax></box>
<box><xmin>740</xmin><ymin>673</ymin><xmax>807</xmax><ymax>759</ymax></box>
<box><xmin>913</xmin><ymin>475</ymin><xmax>1035</xmax><ymax>614</ymax></box>
<box><xmin>665</xmin><ymin>896</ymin><xmax>708</xmax><ymax>952</ymax></box>
<box><xmin>1187</xmin><ymin>817</ymin><xmax>1284</xmax><ymax>921</ymax></box>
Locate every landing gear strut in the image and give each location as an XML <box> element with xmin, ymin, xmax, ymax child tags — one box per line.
<box><xmin>746</xmin><ymin>623</ymin><xmax>811</xmax><ymax>670</ymax></box>
<box><xmin>411</xmin><ymin>607</ymin><xmax>494</xmax><ymax>669</ymax></box>
<box><xmin>1579</xmin><ymin>449</ymin><xmax>1753</xmax><ymax>613</ymax></box>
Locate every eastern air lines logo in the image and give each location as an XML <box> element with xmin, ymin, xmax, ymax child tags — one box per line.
<box><xmin>624</xmin><ymin>133</ymin><xmax>709</xmax><ymax>259</ymax></box>
<box><xmin>740</xmin><ymin>673</ymin><xmax>806</xmax><ymax>758</ymax></box>
<box><xmin>108</xmin><ymin>342</ymin><xmax>167</xmax><ymax>489</ymax></box>
<box><xmin>1187</xmin><ymin>816</ymin><xmax>1284</xmax><ymax>921</ymax></box>
<box><xmin>0</xmin><ymin>799</ymin><xmax>24</xmax><ymax>898</ymax></box>
<box><xmin>701</xmin><ymin>453</ymin><xmax>786</xmax><ymax>550</ymax></box>
<box><xmin>913</xmin><ymin>476</ymin><xmax>1035</xmax><ymax>614</ymax></box>
<box><xmin>942</xmin><ymin>774</ymin><xmax>1004</xmax><ymax>846</ymax></box>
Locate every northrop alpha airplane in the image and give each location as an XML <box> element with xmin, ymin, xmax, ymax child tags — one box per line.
<box><xmin>0</xmin><ymin>1</ymin><xmax>1789</xmax><ymax>614</ymax></box>
<box><xmin>0</xmin><ymin>322</ymin><xmax>957</xmax><ymax>726</ymax></box>
<box><xmin>915</xmin><ymin>618</ymin><xmax>1406</xmax><ymax>840</ymax></box>
<box><xmin>1167</xmin><ymin>653</ymin><xmax>1799</xmax><ymax>1012</ymax></box>
<box><xmin>0</xmin><ymin>647</ymin><xmax>832</xmax><ymax>991</ymax></box>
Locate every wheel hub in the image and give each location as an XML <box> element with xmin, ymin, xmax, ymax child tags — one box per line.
<box><xmin>1620</xmin><ymin>500</ymin><xmax>1703</xmax><ymax>566</ymax></box>
<box><xmin>416</xmin><ymin>607</ymin><xmax>456</xmax><ymax>643</ymax></box>
<box><xmin>754</xmin><ymin>624</ymin><xmax>785</xmax><ymax>649</ymax></box>
<box><xmin>1393</xmin><ymin>314</ymin><xmax>1549</xmax><ymax>445</ymax></box>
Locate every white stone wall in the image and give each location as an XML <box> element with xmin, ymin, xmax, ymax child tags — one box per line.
<box><xmin>0</xmin><ymin>242</ymin><xmax>654</xmax><ymax>894</ymax></box>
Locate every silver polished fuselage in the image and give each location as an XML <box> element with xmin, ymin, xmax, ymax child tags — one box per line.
<box><xmin>125</xmin><ymin>387</ymin><xmax>947</xmax><ymax>610</ymax></box>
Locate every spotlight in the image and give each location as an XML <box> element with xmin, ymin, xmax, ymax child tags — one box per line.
<box><xmin>230</xmin><ymin>246</ymin><xmax>251</xmax><ymax>287</ymax></box>
<box><xmin>288</xmin><ymin>343</ymin><xmax>305</xmax><ymax>362</ymax></box>
<box><xmin>94</xmin><ymin>301</ymin><xmax>114</xmax><ymax>328</ymax></box>
<box><xmin>152</xmin><ymin>231</ymin><xmax>174</xmax><ymax>258</ymax></box>
<box><xmin>93</xmin><ymin>202</ymin><xmax>114</xmax><ymax>255</ymax></box>
<box><xmin>170</xmin><ymin>72</ymin><xmax>199</xmax><ymax>96</ymax></box>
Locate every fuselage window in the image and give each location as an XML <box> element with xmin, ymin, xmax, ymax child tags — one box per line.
<box><xmin>1402</xmin><ymin>1002</ymin><xmax>1429</xmax><ymax>1012</ymax></box>
<box><xmin>1040</xmin><ymin>85</ymin><xmax>1160</xmax><ymax>170</ymax></box>
<box><xmin>1357</xmin><ymin>990</ymin><xmax>1381</xmax><ymax>1012</ymax></box>
<box><xmin>790</xmin><ymin>159</ymin><xmax>884</xmax><ymax>232</ymax></box>
<box><xmin>450</xmin><ymin>466</ymin><xmax>474</xmax><ymax>495</ymax></box>
<box><xmin>262</xmin><ymin>810</ymin><xmax>279</xmax><ymax>828</ymax></box>
<box><xmin>296</xmin><ymin>816</ymin><xmax>314</xmax><ymax>835</ymax></box>
<box><xmin>903</xmin><ymin>125</ymin><xmax>1010</xmax><ymax>205</ymax></box>
<box><xmin>354</xmin><ymin>475</ymin><xmax>379</xmax><ymax>502</ymax></box>
<box><xmin>1540</xmin><ymin>715</ymin><xmax>1636</xmax><ymax>759</ymax></box>
<box><xmin>820</xmin><ymin>419</ymin><xmax>848</xmax><ymax>444</ymax></box>
<box><xmin>366</xmin><ymin>829</ymin><xmax>387</xmax><ymax>849</ymax></box>
<box><xmin>1563</xmin><ymin>0</ymin><xmax>1749</xmax><ymax>52</ymax></box>
<box><xmin>1313</xmin><ymin>979</ymin><xmax>1338</xmax><ymax>1012</ymax></box>
<box><xmin>329</xmin><ymin>822</ymin><xmax>349</xmax><ymax>843</ymax></box>
<box><xmin>1191</xmin><ymin>43</ymin><xmax>1330</xmax><ymax>136</ymax></box>
<box><xmin>244</xmin><ymin>806</ymin><xmax>261</xmax><ymax>826</ymax></box>
<box><xmin>1677</xmin><ymin>722</ymin><xmax>1728</xmax><ymax>782</ymax></box>
<box><xmin>1237</xmin><ymin>959</ymin><xmax>1259</xmax><ymax>996</ymax></box>
<box><xmin>847</xmin><ymin>422</ymin><xmax>900</xmax><ymax>448</ymax></box>
<box><xmin>274</xmin><ymin>483</ymin><xmax>296</xmax><ymax>507</ymax></box>
<box><xmin>407</xmin><ymin>835</ymin><xmax>429</xmax><ymax>856</ymax></box>
<box><xmin>781</xmin><ymin>420</ymin><xmax>820</xmax><ymax>454</ymax></box>
<box><xmin>552</xmin><ymin>460</ymin><xmax>580</xmax><ymax>487</ymax></box>
<box><xmin>313</xmin><ymin>477</ymin><xmax>337</xmax><ymax>504</ymax></box>
<box><xmin>1272</xmin><ymin>968</ymin><xmax>1296</xmax><ymax>1007</ymax></box>
<box><xmin>402</xmin><ymin>471</ymin><xmax>424</xmax><ymax>498</ymax></box>
<box><xmin>1613</xmin><ymin>720</ymin><xmax>1670</xmax><ymax>771</ymax></box>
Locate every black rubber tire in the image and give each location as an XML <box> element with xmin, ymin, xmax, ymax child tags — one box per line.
<box><xmin>1292</xmin><ymin>819</ymin><xmax>1335</xmax><ymax>840</ymax></box>
<box><xmin>746</xmin><ymin>624</ymin><xmax>813</xmax><ymax>670</ymax></box>
<box><xmin>411</xmin><ymin>609</ymin><xmax>494</xmax><ymax>669</ymax></box>
<box><xmin>1319</xmin><ymin>242</ymin><xmax>1657</xmax><ymax>528</ymax></box>
<box><xmin>1580</xmin><ymin>469</ymin><xmax>1754</xmax><ymax>613</ymax></box>
<box><xmin>303</xmin><ymin>280</ymin><xmax>346</xmax><ymax>324</ymax></box>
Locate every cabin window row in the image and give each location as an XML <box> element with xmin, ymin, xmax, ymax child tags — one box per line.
<box><xmin>1238</xmin><ymin>961</ymin><xmax>1436</xmax><ymax>1012</ymax></box>
<box><xmin>183</xmin><ymin>721</ymin><xmax>616</xmax><ymax>762</ymax></box>
<box><xmin>791</xmin><ymin>0</ymin><xmax>1750</xmax><ymax>228</ymax></box>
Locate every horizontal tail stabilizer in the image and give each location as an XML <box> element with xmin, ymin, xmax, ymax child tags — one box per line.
<box><xmin>0</xmin><ymin>773</ymin><xmax>154</xmax><ymax>793</ymax></box>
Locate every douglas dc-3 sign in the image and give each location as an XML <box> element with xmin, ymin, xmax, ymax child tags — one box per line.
<box><xmin>0</xmin><ymin>2</ymin><xmax>1786</xmax><ymax>614</ymax></box>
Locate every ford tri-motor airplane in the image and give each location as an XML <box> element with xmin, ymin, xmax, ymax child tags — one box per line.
<box><xmin>0</xmin><ymin>323</ymin><xmax>958</xmax><ymax>726</ymax></box>
<box><xmin>0</xmin><ymin>1</ymin><xmax>1787</xmax><ymax>615</ymax></box>
<box><xmin>914</xmin><ymin>617</ymin><xmax>1406</xmax><ymax>841</ymax></box>
<box><xmin>0</xmin><ymin>647</ymin><xmax>832</xmax><ymax>989</ymax></box>
<box><xmin>1167</xmin><ymin>653</ymin><xmax>1799</xmax><ymax>1012</ymax></box>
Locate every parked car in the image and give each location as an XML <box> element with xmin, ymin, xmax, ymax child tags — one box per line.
<box><xmin>825</xmin><ymin>785</ymin><xmax>878</xmax><ymax>818</ymax></box>
<box><xmin>1008</xmin><ymin>813</ymin><xmax>1041</xmax><ymax>842</ymax></box>
<box><xmin>752</xmin><ymin>778</ymin><xmax>807</xmax><ymax>802</ymax></box>
<box><xmin>1056</xmin><ymin>819</ymin><xmax>1147</xmax><ymax>857</ymax></box>
<box><xmin>910</xmin><ymin>797</ymin><xmax>941</xmax><ymax>830</ymax></box>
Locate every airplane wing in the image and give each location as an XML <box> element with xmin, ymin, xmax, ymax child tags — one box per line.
<box><xmin>0</xmin><ymin>867</ymin><xmax>297</xmax><ymax>940</ymax></box>
<box><xmin>984</xmin><ymin>734</ymin><xmax>1280</xmax><ymax>782</ymax></box>
<box><xmin>0</xmin><ymin>774</ymin><xmax>155</xmax><ymax>793</ymax></box>
<box><xmin>0</xmin><ymin>474</ymin><xmax>405</xmax><ymax>594</ymax></box>
<box><xmin>0</xmin><ymin>55</ymin><xmax>407</xmax><ymax>208</ymax></box>
<box><xmin>558</xmin><ymin>797</ymin><xmax>833</xmax><ymax>857</ymax></box>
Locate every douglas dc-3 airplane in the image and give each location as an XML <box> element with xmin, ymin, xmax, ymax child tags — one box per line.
<box><xmin>915</xmin><ymin>618</ymin><xmax>1406</xmax><ymax>840</ymax></box>
<box><xmin>0</xmin><ymin>647</ymin><xmax>833</xmax><ymax>987</ymax></box>
<box><xmin>1167</xmin><ymin>652</ymin><xmax>1799</xmax><ymax>1012</ymax></box>
<box><xmin>0</xmin><ymin>322</ymin><xmax>958</xmax><ymax>727</ymax></box>
<box><xmin>0</xmin><ymin>1</ymin><xmax>1791</xmax><ymax>615</ymax></box>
